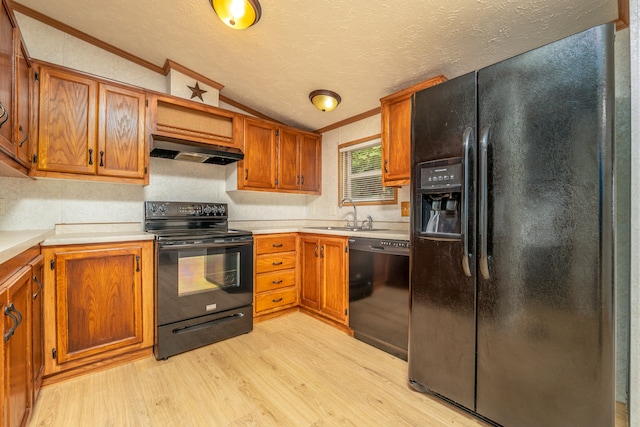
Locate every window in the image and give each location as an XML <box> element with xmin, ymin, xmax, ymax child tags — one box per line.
<box><xmin>339</xmin><ymin>135</ymin><xmax>396</xmax><ymax>204</ymax></box>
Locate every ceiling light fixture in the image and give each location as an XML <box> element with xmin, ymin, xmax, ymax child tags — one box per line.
<box><xmin>309</xmin><ymin>90</ymin><xmax>342</xmax><ymax>112</ymax></box>
<box><xmin>210</xmin><ymin>0</ymin><xmax>262</xmax><ymax>30</ymax></box>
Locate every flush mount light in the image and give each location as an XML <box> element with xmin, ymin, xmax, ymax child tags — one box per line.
<box><xmin>309</xmin><ymin>90</ymin><xmax>342</xmax><ymax>112</ymax></box>
<box><xmin>211</xmin><ymin>0</ymin><xmax>262</xmax><ymax>30</ymax></box>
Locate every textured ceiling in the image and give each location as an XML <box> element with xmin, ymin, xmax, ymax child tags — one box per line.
<box><xmin>13</xmin><ymin>0</ymin><xmax>619</xmax><ymax>132</ymax></box>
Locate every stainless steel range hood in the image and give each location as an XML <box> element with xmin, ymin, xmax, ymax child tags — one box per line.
<box><xmin>150</xmin><ymin>135</ymin><xmax>244</xmax><ymax>165</ymax></box>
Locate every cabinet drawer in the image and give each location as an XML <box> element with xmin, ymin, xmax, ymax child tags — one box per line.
<box><xmin>256</xmin><ymin>235</ymin><xmax>297</xmax><ymax>255</ymax></box>
<box><xmin>256</xmin><ymin>252</ymin><xmax>296</xmax><ymax>273</ymax></box>
<box><xmin>255</xmin><ymin>288</ymin><xmax>297</xmax><ymax>313</ymax></box>
<box><xmin>256</xmin><ymin>269</ymin><xmax>296</xmax><ymax>293</ymax></box>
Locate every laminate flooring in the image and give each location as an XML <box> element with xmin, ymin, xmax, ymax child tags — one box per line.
<box><xmin>28</xmin><ymin>312</ymin><xmax>628</xmax><ymax>427</ymax></box>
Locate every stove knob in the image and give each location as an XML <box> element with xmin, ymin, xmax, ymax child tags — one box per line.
<box><xmin>219</xmin><ymin>205</ymin><xmax>226</xmax><ymax>215</ymax></box>
<box><xmin>149</xmin><ymin>204</ymin><xmax>157</xmax><ymax>213</ymax></box>
<box><xmin>203</xmin><ymin>205</ymin><xmax>213</xmax><ymax>214</ymax></box>
<box><xmin>158</xmin><ymin>204</ymin><xmax>167</xmax><ymax>214</ymax></box>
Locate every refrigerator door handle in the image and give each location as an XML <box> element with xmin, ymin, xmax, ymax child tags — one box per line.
<box><xmin>479</xmin><ymin>125</ymin><xmax>490</xmax><ymax>280</ymax></box>
<box><xmin>461</xmin><ymin>127</ymin><xmax>473</xmax><ymax>277</ymax></box>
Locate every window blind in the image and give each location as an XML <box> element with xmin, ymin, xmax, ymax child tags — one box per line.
<box><xmin>339</xmin><ymin>138</ymin><xmax>394</xmax><ymax>203</ymax></box>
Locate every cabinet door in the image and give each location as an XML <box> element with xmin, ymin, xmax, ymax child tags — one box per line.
<box><xmin>320</xmin><ymin>237</ymin><xmax>347</xmax><ymax>323</ymax></box>
<box><xmin>37</xmin><ymin>67</ymin><xmax>98</xmax><ymax>174</ymax></box>
<box><xmin>53</xmin><ymin>246</ymin><xmax>143</xmax><ymax>365</ymax></box>
<box><xmin>277</xmin><ymin>127</ymin><xmax>299</xmax><ymax>190</ymax></box>
<box><xmin>4</xmin><ymin>266</ymin><xmax>31</xmax><ymax>427</ymax></box>
<box><xmin>97</xmin><ymin>84</ymin><xmax>146</xmax><ymax>179</ymax></box>
<box><xmin>241</xmin><ymin>118</ymin><xmax>277</xmax><ymax>189</ymax></box>
<box><xmin>299</xmin><ymin>133</ymin><xmax>321</xmax><ymax>193</ymax></box>
<box><xmin>14</xmin><ymin>38</ymin><xmax>30</xmax><ymax>167</ymax></box>
<box><xmin>381</xmin><ymin>95</ymin><xmax>411</xmax><ymax>186</ymax></box>
<box><xmin>299</xmin><ymin>237</ymin><xmax>321</xmax><ymax>310</ymax></box>
<box><xmin>0</xmin><ymin>1</ymin><xmax>14</xmax><ymax>154</ymax></box>
<box><xmin>29</xmin><ymin>255</ymin><xmax>44</xmax><ymax>403</ymax></box>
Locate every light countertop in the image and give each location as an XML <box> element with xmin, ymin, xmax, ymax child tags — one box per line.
<box><xmin>0</xmin><ymin>229</ymin><xmax>54</xmax><ymax>264</ymax></box>
<box><xmin>0</xmin><ymin>223</ymin><xmax>155</xmax><ymax>265</ymax></box>
<box><xmin>248</xmin><ymin>226</ymin><xmax>410</xmax><ymax>241</ymax></box>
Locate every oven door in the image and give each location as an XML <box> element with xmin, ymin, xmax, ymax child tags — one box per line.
<box><xmin>156</xmin><ymin>239</ymin><xmax>253</xmax><ymax>326</ymax></box>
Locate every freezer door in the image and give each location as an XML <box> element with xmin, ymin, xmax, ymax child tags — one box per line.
<box><xmin>409</xmin><ymin>71</ymin><xmax>477</xmax><ymax>410</ymax></box>
<box><xmin>476</xmin><ymin>23</ymin><xmax>615</xmax><ymax>427</ymax></box>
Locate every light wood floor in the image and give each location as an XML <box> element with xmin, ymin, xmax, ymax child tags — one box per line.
<box><xmin>29</xmin><ymin>312</ymin><xmax>628</xmax><ymax>426</ymax></box>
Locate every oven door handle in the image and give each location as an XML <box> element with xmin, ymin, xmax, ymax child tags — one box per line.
<box><xmin>158</xmin><ymin>241</ymin><xmax>252</xmax><ymax>250</ymax></box>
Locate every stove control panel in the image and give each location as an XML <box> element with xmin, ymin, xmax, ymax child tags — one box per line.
<box><xmin>145</xmin><ymin>201</ymin><xmax>228</xmax><ymax>218</ymax></box>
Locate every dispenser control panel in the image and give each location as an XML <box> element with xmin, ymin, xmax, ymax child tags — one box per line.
<box><xmin>419</xmin><ymin>160</ymin><xmax>462</xmax><ymax>191</ymax></box>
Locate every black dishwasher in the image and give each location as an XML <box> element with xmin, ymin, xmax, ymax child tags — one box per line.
<box><xmin>348</xmin><ymin>237</ymin><xmax>410</xmax><ymax>360</ymax></box>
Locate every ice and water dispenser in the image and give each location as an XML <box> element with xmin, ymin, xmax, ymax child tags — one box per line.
<box><xmin>417</xmin><ymin>158</ymin><xmax>462</xmax><ymax>239</ymax></box>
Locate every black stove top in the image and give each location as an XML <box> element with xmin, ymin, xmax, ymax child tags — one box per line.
<box><xmin>144</xmin><ymin>201</ymin><xmax>251</xmax><ymax>241</ymax></box>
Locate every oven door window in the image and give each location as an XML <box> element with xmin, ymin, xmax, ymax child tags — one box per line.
<box><xmin>156</xmin><ymin>242</ymin><xmax>253</xmax><ymax>326</ymax></box>
<box><xmin>179</xmin><ymin>251</ymin><xmax>240</xmax><ymax>296</ymax></box>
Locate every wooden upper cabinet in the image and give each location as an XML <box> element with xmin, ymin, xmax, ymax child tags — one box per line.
<box><xmin>35</xmin><ymin>65</ymin><xmax>149</xmax><ymax>184</ymax></box>
<box><xmin>98</xmin><ymin>84</ymin><xmax>146</xmax><ymax>179</ymax></box>
<box><xmin>275</xmin><ymin>126</ymin><xmax>321</xmax><ymax>194</ymax></box>
<box><xmin>233</xmin><ymin>117</ymin><xmax>321</xmax><ymax>194</ymax></box>
<box><xmin>14</xmin><ymin>37</ymin><xmax>31</xmax><ymax>167</ymax></box>
<box><xmin>298</xmin><ymin>132</ymin><xmax>321</xmax><ymax>193</ymax></box>
<box><xmin>381</xmin><ymin>75</ymin><xmax>446</xmax><ymax>187</ymax></box>
<box><xmin>240</xmin><ymin>117</ymin><xmax>277</xmax><ymax>189</ymax></box>
<box><xmin>0</xmin><ymin>0</ymin><xmax>13</xmax><ymax>154</ymax></box>
<box><xmin>277</xmin><ymin>127</ymin><xmax>299</xmax><ymax>191</ymax></box>
<box><xmin>36</xmin><ymin>66</ymin><xmax>98</xmax><ymax>175</ymax></box>
<box><xmin>0</xmin><ymin>2</ymin><xmax>32</xmax><ymax>178</ymax></box>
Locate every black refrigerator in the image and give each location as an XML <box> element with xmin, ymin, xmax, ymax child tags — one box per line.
<box><xmin>408</xmin><ymin>23</ymin><xmax>615</xmax><ymax>427</ymax></box>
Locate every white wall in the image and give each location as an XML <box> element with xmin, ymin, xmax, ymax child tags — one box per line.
<box><xmin>311</xmin><ymin>114</ymin><xmax>410</xmax><ymax>227</ymax></box>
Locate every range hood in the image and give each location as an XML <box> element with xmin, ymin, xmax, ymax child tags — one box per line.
<box><xmin>150</xmin><ymin>135</ymin><xmax>244</xmax><ymax>165</ymax></box>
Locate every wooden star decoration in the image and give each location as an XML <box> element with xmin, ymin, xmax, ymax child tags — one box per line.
<box><xmin>187</xmin><ymin>82</ymin><xmax>207</xmax><ymax>101</ymax></box>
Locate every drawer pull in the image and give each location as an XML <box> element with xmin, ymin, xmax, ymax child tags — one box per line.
<box><xmin>272</xmin><ymin>298</ymin><xmax>283</xmax><ymax>303</ymax></box>
<box><xmin>272</xmin><ymin>243</ymin><xmax>283</xmax><ymax>247</ymax></box>
<box><xmin>272</xmin><ymin>261</ymin><xmax>283</xmax><ymax>266</ymax></box>
<box><xmin>272</xmin><ymin>279</ymin><xmax>283</xmax><ymax>284</ymax></box>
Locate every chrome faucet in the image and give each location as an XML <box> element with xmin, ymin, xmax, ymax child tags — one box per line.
<box><xmin>339</xmin><ymin>198</ymin><xmax>358</xmax><ymax>228</ymax></box>
<box><xmin>362</xmin><ymin>215</ymin><xmax>373</xmax><ymax>231</ymax></box>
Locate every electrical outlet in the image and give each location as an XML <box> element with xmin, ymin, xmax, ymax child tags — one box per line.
<box><xmin>0</xmin><ymin>199</ymin><xmax>5</xmax><ymax>216</ymax></box>
<box><xmin>401</xmin><ymin>201</ymin><xmax>410</xmax><ymax>217</ymax></box>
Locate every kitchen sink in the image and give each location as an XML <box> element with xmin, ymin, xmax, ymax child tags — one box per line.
<box><xmin>304</xmin><ymin>226</ymin><xmax>390</xmax><ymax>232</ymax></box>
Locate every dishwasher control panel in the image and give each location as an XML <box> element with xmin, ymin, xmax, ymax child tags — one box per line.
<box><xmin>380</xmin><ymin>240</ymin><xmax>410</xmax><ymax>249</ymax></box>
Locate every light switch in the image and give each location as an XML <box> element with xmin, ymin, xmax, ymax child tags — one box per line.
<box><xmin>401</xmin><ymin>201</ymin><xmax>410</xmax><ymax>217</ymax></box>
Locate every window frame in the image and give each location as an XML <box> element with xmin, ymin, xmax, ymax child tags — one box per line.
<box><xmin>338</xmin><ymin>134</ymin><xmax>397</xmax><ymax>206</ymax></box>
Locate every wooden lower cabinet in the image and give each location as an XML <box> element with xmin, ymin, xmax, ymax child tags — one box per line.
<box><xmin>299</xmin><ymin>235</ymin><xmax>348</xmax><ymax>325</ymax></box>
<box><xmin>254</xmin><ymin>234</ymin><xmax>298</xmax><ymax>317</ymax></box>
<box><xmin>3</xmin><ymin>266</ymin><xmax>31</xmax><ymax>427</ymax></box>
<box><xmin>42</xmin><ymin>241</ymin><xmax>154</xmax><ymax>379</ymax></box>
<box><xmin>28</xmin><ymin>255</ymin><xmax>44</xmax><ymax>403</ymax></box>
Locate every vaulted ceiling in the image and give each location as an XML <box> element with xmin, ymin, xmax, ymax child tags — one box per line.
<box><xmin>13</xmin><ymin>0</ymin><xmax>620</xmax><ymax>132</ymax></box>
